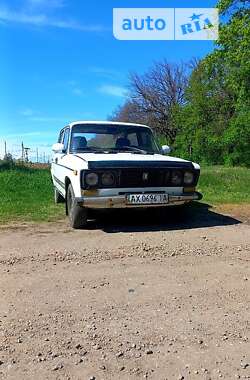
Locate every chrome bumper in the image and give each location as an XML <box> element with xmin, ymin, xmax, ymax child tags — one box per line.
<box><xmin>75</xmin><ymin>192</ymin><xmax>202</xmax><ymax>209</ymax></box>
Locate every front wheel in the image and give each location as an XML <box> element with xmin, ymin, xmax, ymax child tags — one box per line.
<box><xmin>66</xmin><ymin>184</ymin><xmax>88</xmax><ymax>229</ymax></box>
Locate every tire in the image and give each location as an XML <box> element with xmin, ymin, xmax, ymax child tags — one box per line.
<box><xmin>54</xmin><ymin>188</ymin><xmax>65</xmax><ymax>204</ymax></box>
<box><xmin>66</xmin><ymin>184</ymin><xmax>88</xmax><ymax>229</ymax></box>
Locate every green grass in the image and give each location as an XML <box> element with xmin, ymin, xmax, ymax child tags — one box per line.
<box><xmin>0</xmin><ymin>164</ymin><xmax>249</xmax><ymax>224</ymax></box>
<box><xmin>0</xmin><ymin>165</ymin><xmax>64</xmax><ymax>223</ymax></box>
<box><xmin>198</xmin><ymin>166</ymin><xmax>250</xmax><ymax>204</ymax></box>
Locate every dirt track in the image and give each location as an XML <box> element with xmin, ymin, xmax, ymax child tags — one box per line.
<box><xmin>0</xmin><ymin>206</ymin><xmax>249</xmax><ymax>380</ymax></box>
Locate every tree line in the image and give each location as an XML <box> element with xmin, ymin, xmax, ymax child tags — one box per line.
<box><xmin>110</xmin><ymin>0</ymin><xmax>250</xmax><ymax>166</ymax></box>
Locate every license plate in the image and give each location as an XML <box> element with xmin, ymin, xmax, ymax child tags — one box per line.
<box><xmin>126</xmin><ymin>193</ymin><xmax>169</xmax><ymax>205</ymax></box>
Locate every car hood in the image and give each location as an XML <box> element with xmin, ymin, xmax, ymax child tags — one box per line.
<box><xmin>72</xmin><ymin>153</ymin><xmax>200</xmax><ymax>170</ymax></box>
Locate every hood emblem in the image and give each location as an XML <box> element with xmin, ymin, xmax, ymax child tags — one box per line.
<box><xmin>142</xmin><ymin>172</ymin><xmax>149</xmax><ymax>181</ymax></box>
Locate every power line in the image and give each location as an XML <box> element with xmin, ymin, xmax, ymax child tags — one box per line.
<box><xmin>0</xmin><ymin>140</ymin><xmax>52</xmax><ymax>163</ymax></box>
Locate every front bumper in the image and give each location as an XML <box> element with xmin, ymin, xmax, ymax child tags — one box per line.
<box><xmin>75</xmin><ymin>192</ymin><xmax>202</xmax><ymax>209</ymax></box>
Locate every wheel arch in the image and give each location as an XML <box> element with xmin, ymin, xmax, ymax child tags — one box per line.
<box><xmin>65</xmin><ymin>176</ymin><xmax>71</xmax><ymax>192</ymax></box>
<box><xmin>65</xmin><ymin>176</ymin><xmax>71</xmax><ymax>215</ymax></box>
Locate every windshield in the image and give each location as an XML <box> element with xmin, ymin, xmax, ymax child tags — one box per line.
<box><xmin>69</xmin><ymin>124</ymin><xmax>160</xmax><ymax>154</ymax></box>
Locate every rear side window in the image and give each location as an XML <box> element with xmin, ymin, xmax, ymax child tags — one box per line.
<box><xmin>63</xmin><ymin>128</ymin><xmax>70</xmax><ymax>151</ymax></box>
<box><xmin>58</xmin><ymin>130</ymin><xmax>64</xmax><ymax>143</ymax></box>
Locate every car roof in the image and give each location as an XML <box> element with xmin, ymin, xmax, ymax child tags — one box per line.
<box><xmin>68</xmin><ymin>121</ymin><xmax>151</xmax><ymax>129</ymax></box>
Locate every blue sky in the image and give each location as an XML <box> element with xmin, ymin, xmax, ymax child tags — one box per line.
<box><xmin>0</xmin><ymin>0</ymin><xmax>217</xmax><ymax>161</ymax></box>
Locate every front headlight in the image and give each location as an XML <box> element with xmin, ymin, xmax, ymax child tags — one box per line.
<box><xmin>184</xmin><ymin>171</ymin><xmax>194</xmax><ymax>185</ymax></box>
<box><xmin>171</xmin><ymin>170</ymin><xmax>182</xmax><ymax>185</ymax></box>
<box><xmin>85</xmin><ymin>172</ymin><xmax>99</xmax><ymax>186</ymax></box>
<box><xmin>101</xmin><ymin>172</ymin><xmax>115</xmax><ymax>187</ymax></box>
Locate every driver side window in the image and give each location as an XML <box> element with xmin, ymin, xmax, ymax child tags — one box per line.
<box><xmin>127</xmin><ymin>132</ymin><xmax>138</xmax><ymax>146</ymax></box>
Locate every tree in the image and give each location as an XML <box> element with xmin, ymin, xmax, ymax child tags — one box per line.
<box><xmin>174</xmin><ymin>0</ymin><xmax>250</xmax><ymax>165</ymax></box>
<box><xmin>3</xmin><ymin>153</ymin><xmax>13</xmax><ymax>162</ymax></box>
<box><xmin>129</xmin><ymin>61</ymin><xmax>189</xmax><ymax>143</ymax></box>
<box><xmin>109</xmin><ymin>100</ymin><xmax>150</xmax><ymax>125</ymax></box>
<box><xmin>218</xmin><ymin>0</ymin><xmax>249</xmax><ymax>14</ymax></box>
<box><xmin>110</xmin><ymin>0</ymin><xmax>249</xmax><ymax>165</ymax></box>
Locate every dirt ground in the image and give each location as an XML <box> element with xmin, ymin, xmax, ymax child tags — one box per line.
<box><xmin>0</xmin><ymin>205</ymin><xmax>249</xmax><ymax>380</ymax></box>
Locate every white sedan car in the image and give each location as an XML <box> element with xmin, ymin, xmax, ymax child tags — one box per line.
<box><xmin>51</xmin><ymin>121</ymin><xmax>202</xmax><ymax>229</ymax></box>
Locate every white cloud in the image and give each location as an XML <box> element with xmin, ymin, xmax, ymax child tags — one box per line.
<box><xmin>5</xmin><ymin>132</ymin><xmax>42</xmax><ymax>138</ymax></box>
<box><xmin>20</xmin><ymin>108</ymin><xmax>35</xmax><ymax>117</ymax></box>
<box><xmin>28</xmin><ymin>113</ymin><xmax>96</xmax><ymax>122</ymax></box>
<box><xmin>28</xmin><ymin>116</ymin><xmax>67</xmax><ymax>122</ymax></box>
<box><xmin>0</xmin><ymin>5</ymin><xmax>106</xmax><ymax>32</ymax></box>
<box><xmin>98</xmin><ymin>85</ymin><xmax>127</xmax><ymax>98</ymax></box>
<box><xmin>67</xmin><ymin>81</ymin><xmax>84</xmax><ymax>96</ymax></box>
<box><xmin>26</xmin><ymin>0</ymin><xmax>65</xmax><ymax>10</ymax></box>
<box><xmin>72</xmin><ymin>88</ymin><xmax>84</xmax><ymax>96</ymax></box>
<box><xmin>67</xmin><ymin>80</ymin><xmax>77</xmax><ymax>86</ymax></box>
<box><xmin>89</xmin><ymin>67</ymin><xmax>123</xmax><ymax>80</ymax></box>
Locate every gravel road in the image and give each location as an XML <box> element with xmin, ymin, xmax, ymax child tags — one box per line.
<box><xmin>0</xmin><ymin>206</ymin><xmax>249</xmax><ymax>380</ymax></box>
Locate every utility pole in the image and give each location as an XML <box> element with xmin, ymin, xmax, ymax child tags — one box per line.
<box><xmin>36</xmin><ymin>148</ymin><xmax>39</xmax><ymax>163</ymax></box>
<box><xmin>24</xmin><ymin>147</ymin><xmax>30</xmax><ymax>162</ymax></box>
<box><xmin>43</xmin><ymin>152</ymin><xmax>46</xmax><ymax>163</ymax></box>
<box><xmin>21</xmin><ymin>142</ymin><xmax>24</xmax><ymax>162</ymax></box>
<box><xmin>4</xmin><ymin>141</ymin><xmax>7</xmax><ymax>156</ymax></box>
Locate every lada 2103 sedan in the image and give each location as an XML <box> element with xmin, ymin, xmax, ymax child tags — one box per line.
<box><xmin>51</xmin><ymin>121</ymin><xmax>202</xmax><ymax>229</ymax></box>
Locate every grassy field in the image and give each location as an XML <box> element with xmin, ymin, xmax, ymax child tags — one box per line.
<box><xmin>198</xmin><ymin>166</ymin><xmax>250</xmax><ymax>204</ymax></box>
<box><xmin>0</xmin><ymin>164</ymin><xmax>249</xmax><ymax>223</ymax></box>
<box><xmin>0</xmin><ymin>165</ymin><xmax>64</xmax><ymax>223</ymax></box>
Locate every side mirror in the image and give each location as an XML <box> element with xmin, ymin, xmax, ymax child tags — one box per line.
<box><xmin>52</xmin><ymin>143</ymin><xmax>64</xmax><ymax>153</ymax></box>
<box><xmin>161</xmin><ymin>145</ymin><xmax>171</xmax><ymax>155</ymax></box>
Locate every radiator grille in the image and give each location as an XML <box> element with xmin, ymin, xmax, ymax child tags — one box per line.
<box><xmin>119</xmin><ymin>168</ymin><xmax>173</xmax><ymax>188</ymax></box>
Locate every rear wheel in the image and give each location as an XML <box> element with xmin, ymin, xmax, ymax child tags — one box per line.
<box><xmin>66</xmin><ymin>184</ymin><xmax>88</xmax><ymax>229</ymax></box>
<box><xmin>54</xmin><ymin>188</ymin><xmax>64</xmax><ymax>204</ymax></box>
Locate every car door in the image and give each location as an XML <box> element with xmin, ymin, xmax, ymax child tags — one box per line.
<box><xmin>51</xmin><ymin>128</ymin><xmax>64</xmax><ymax>190</ymax></box>
<box><xmin>52</xmin><ymin>128</ymin><xmax>70</xmax><ymax>197</ymax></box>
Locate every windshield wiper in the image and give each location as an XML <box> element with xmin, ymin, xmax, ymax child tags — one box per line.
<box><xmin>111</xmin><ymin>146</ymin><xmax>149</xmax><ymax>154</ymax></box>
<box><xmin>72</xmin><ymin>147</ymin><xmax>109</xmax><ymax>154</ymax></box>
<box><xmin>72</xmin><ymin>146</ymin><xmax>155</xmax><ymax>155</ymax></box>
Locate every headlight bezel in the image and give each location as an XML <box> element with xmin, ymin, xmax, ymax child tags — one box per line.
<box><xmin>171</xmin><ymin>170</ymin><xmax>183</xmax><ymax>186</ymax></box>
<box><xmin>183</xmin><ymin>170</ymin><xmax>195</xmax><ymax>186</ymax></box>
<box><xmin>101</xmin><ymin>172</ymin><xmax>116</xmax><ymax>187</ymax></box>
<box><xmin>82</xmin><ymin>170</ymin><xmax>117</xmax><ymax>189</ymax></box>
<box><xmin>85</xmin><ymin>172</ymin><xmax>99</xmax><ymax>187</ymax></box>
